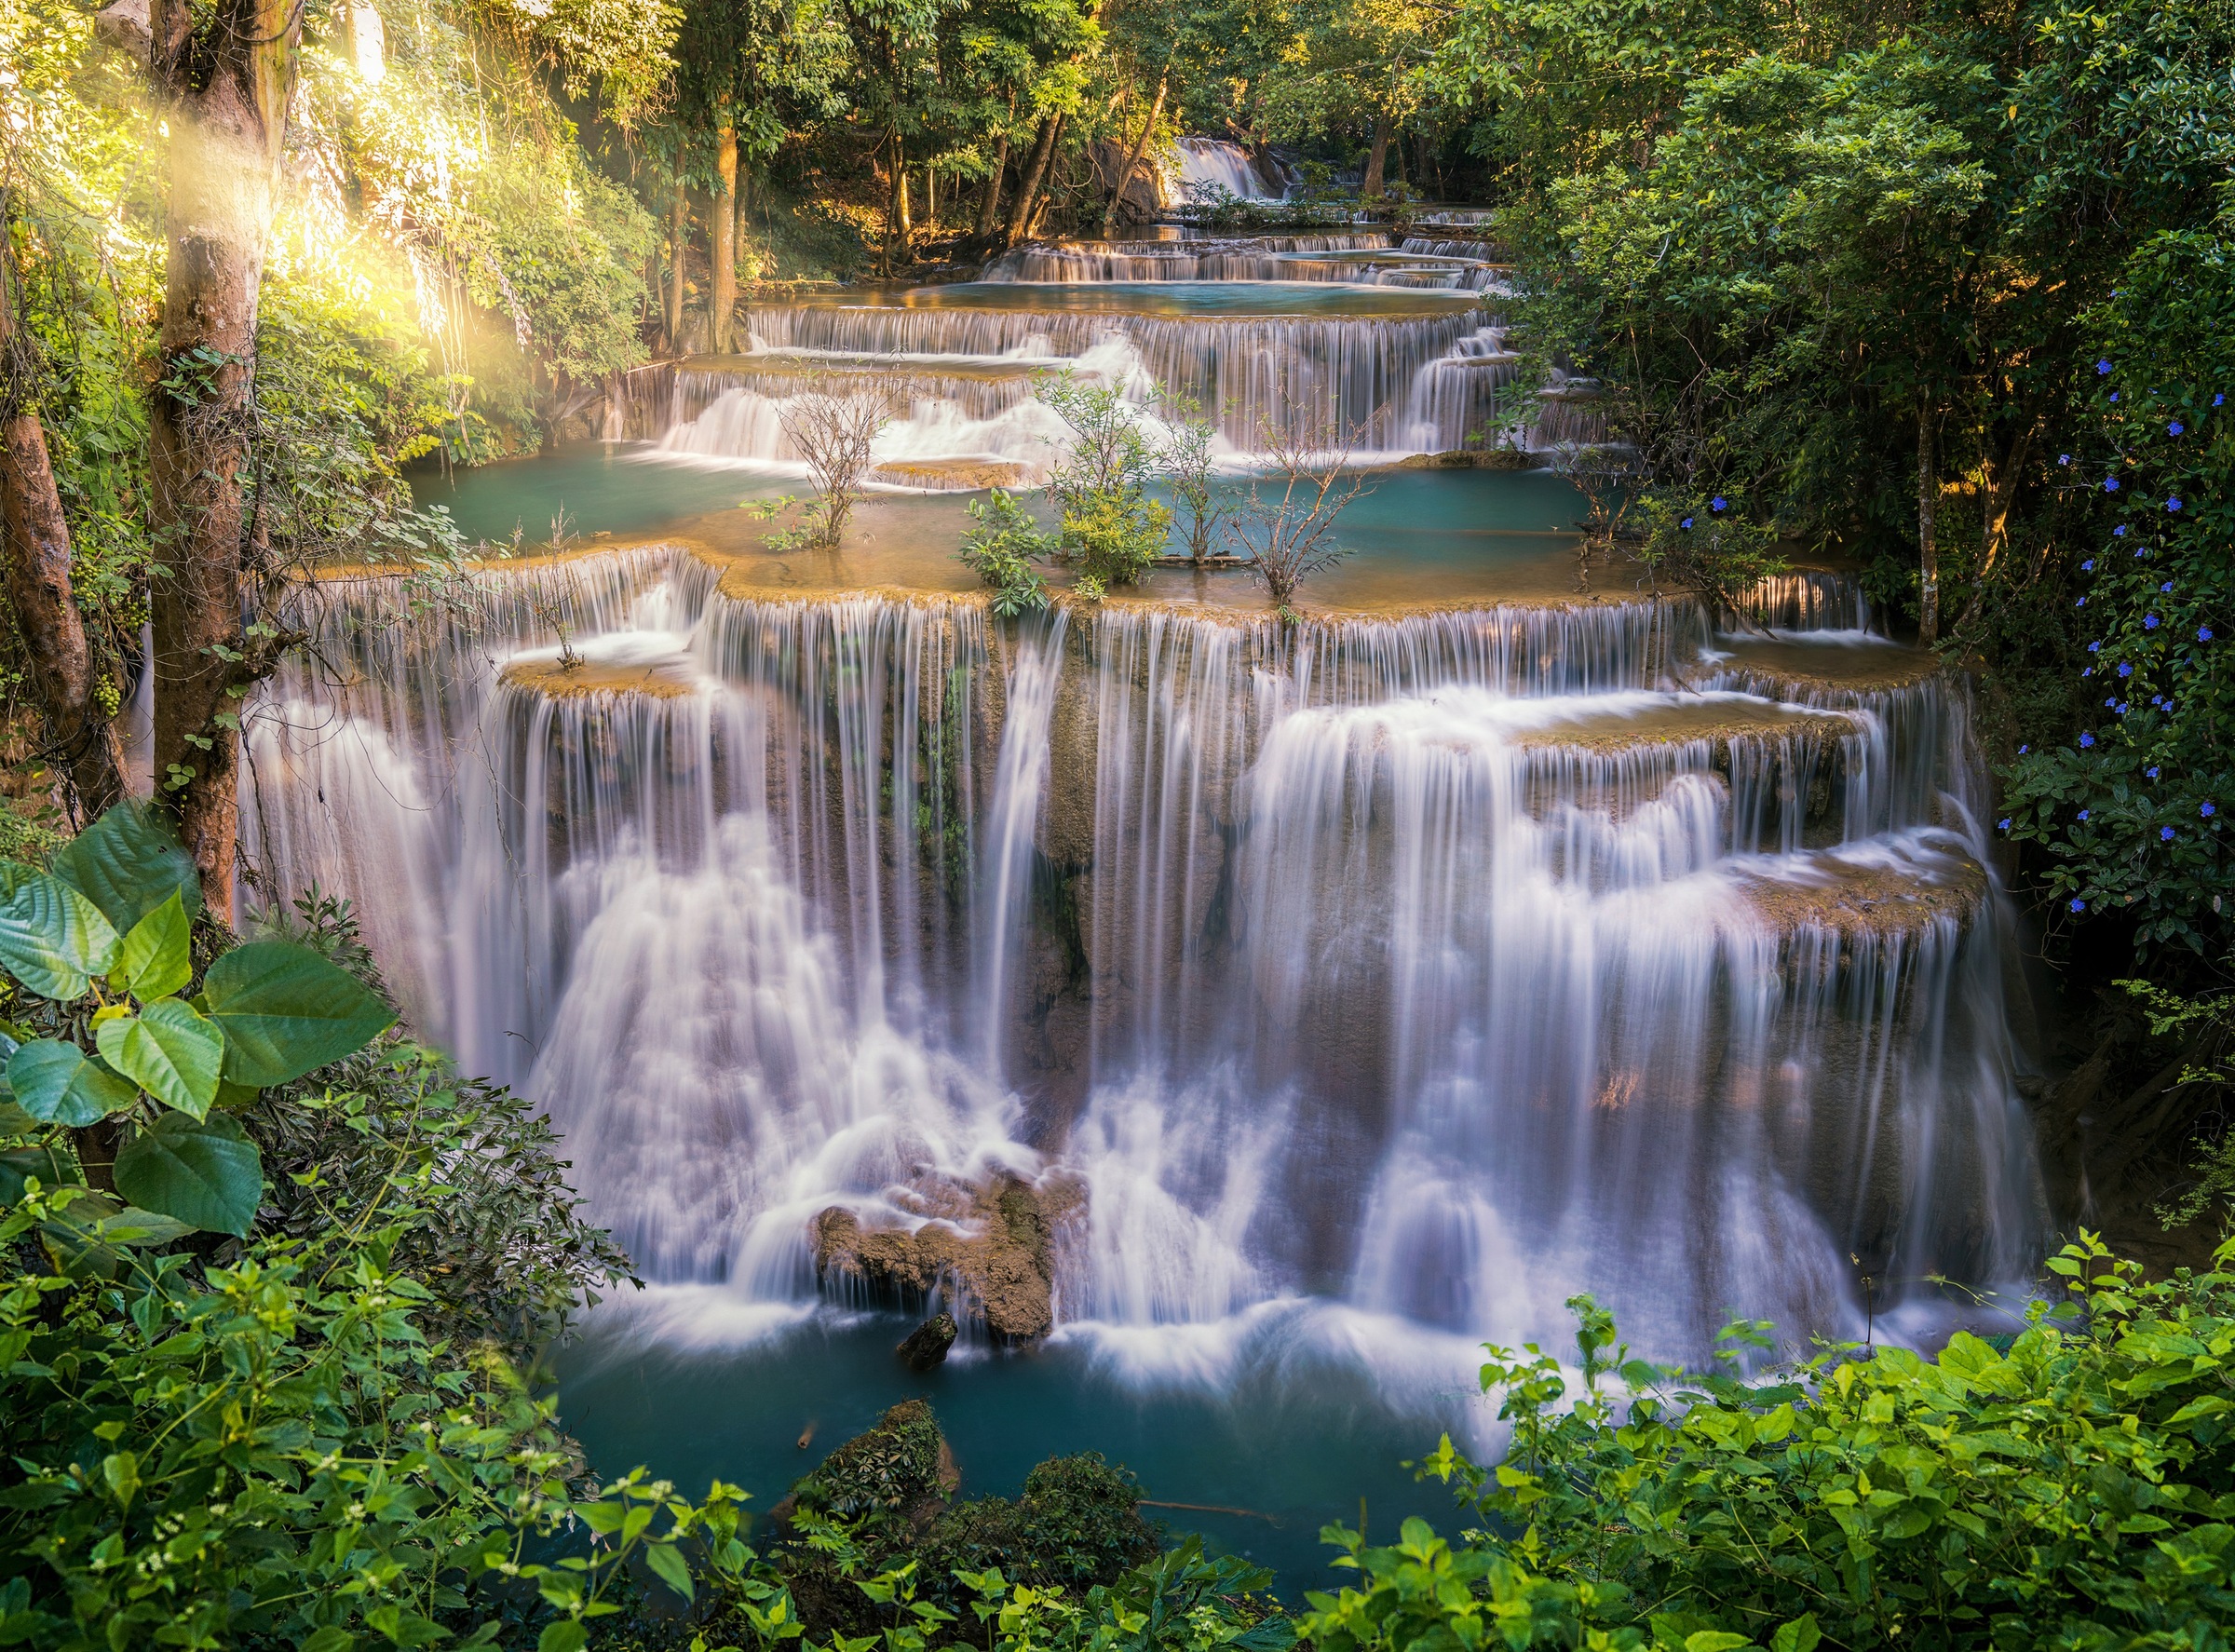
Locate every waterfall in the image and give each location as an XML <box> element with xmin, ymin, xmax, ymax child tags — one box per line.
<box><xmin>245</xmin><ymin>548</ymin><xmax>2045</xmax><ymax>1371</ymax></box>
<box><xmin>1166</xmin><ymin>138</ymin><xmax>1282</xmax><ymax>203</ymax></box>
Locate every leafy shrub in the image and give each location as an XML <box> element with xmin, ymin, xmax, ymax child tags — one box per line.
<box><xmin>1633</xmin><ymin>493</ymin><xmax>1791</xmax><ymax>622</ymax></box>
<box><xmin>1306</xmin><ymin>1233</ymin><xmax>2235</xmax><ymax>1652</ymax></box>
<box><xmin>794</xmin><ymin>1401</ymin><xmax>953</xmax><ymax>1525</ymax></box>
<box><xmin>1037</xmin><ymin>378</ymin><xmax>1172</xmax><ymax>589</ymax></box>
<box><xmin>2000</xmin><ymin>226</ymin><xmax>2233</xmax><ymax>953</ymax></box>
<box><xmin>914</xmin><ymin>1454</ymin><xmax>1160</xmax><ymax>1609</ymax></box>
<box><xmin>958</xmin><ymin>490</ymin><xmax>1056</xmax><ymax>616</ymax></box>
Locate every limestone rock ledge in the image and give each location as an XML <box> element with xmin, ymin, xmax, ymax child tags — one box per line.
<box><xmin>812</xmin><ymin>1171</ymin><xmax>1084</xmax><ymax>1341</ymax></box>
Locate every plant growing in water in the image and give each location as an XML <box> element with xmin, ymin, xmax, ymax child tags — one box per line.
<box><xmin>957</xmin><ymin>489</ymin><xmax>1056</xmax><ymax>616</ymax></box>
<box><xmin>1224</xmin><ymin>419</ymin><xmax>1369</xmax><ymax>618</ymax></box>
<box><xmin>1036</xmin><ymin>375</ymin><xmax>1172</xmax><ymax>590</ymax></box>
<box><xmin>779</xmin><ymin>386</ymin><xmax>894</xmax><ymax>549</ymax></box>
<box><xmin>1157</xmin><ymin>390</ymin><xmax>1227</xmax><ymax>566</ymax></box>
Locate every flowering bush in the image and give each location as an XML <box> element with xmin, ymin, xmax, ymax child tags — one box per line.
<box><xmin>2000</xmin><ymin>226</ymin><xmax>2232</xmax><ymax>951</ymax></box>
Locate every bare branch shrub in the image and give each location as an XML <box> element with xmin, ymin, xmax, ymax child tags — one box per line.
<box><xmin>1224</xmin><ymin>418</ymin><xmax>1371</xmax><ymax>616</ymax></box>
<box><xmin>779</xmin><ymin>386</ymin><xmax>894</xmax><ymax>548</ymax></box>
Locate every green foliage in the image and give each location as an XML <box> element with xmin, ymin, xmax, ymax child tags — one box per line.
<box><xmin>1155</xmin><ymin>395</ymin><xmax>1226</xmax><ymax>565</ymax></box>
<box><xmin>1998</xmin><ymin>223</ymin><xmax>2234</xmax><ymax>953</ymax></box>
<box><xmin>913</xmin><ymin>1455</ymin><xmax>1160</xmax><ymax>1609</ymax></box>
<box><xmin>794</xmin><ymin>1401</ymin><xmax>953</xmax><ymax>1524</ymax></box>
<box><xmin>1323</xmin><ymin>1234</ymin><xmax>2235</xmax><ymax>1652</ymax></box>
<box><xmin>959</xmin><ymin>490</ymin><xmax>1056</xmax><ymax>616</ymax></box>
<box><xmin>0</xmin><ymin>805</ymin><xmax>396</xmax><ymax>1238</ymax></box>
<box><xmin>1036</xmin><ymin>379</ymin><xmax>1172</xmax><ymax>589</ymax></box>
<box><xmin>1632</xmin><ymin>494</ymin><xmax>1789</xmax><ymax>623</ymax></box>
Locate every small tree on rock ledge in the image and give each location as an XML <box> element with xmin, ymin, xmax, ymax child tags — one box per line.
<box><xmin>1226</xmin><ymin>418</ymin><xmax>1370</xmax><ymax>618</ymax></box>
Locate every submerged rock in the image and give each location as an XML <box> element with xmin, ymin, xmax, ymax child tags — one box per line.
<box><xmin>897</xmin><ymin>1312</ymin><xmax>959</xmax><ymax>1371</ymax></box>
<box><xmin>812</xmin><ymin>1171</ymin><xmax>1082</xmax><ymax>1341</ymax></box>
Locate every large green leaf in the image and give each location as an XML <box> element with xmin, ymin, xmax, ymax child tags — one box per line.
<box><xmin>95</xmin><ymin>999</ymin><xmax>224</xmax><ymax>1118</ymax></box>
<box><xmin>47</xmin><ymin>802</ymin><xmax>202</xmax><ymax>933</ymax></box>
<box><xmin>0</xmin><ymin>865</ymin><xmax>121</xmax><ymax>1001</ymax></box>
<box><xmin>115</xmin><ymin>891</ymin><xmax>193</xmax><ymax>1002</ymax></box>
<box><xmin>201</xmin><ymin>941</ymin><xmax>394</xmax><ymax>1087</ymax></box>
<box><xmin>7</xmin><ymin>1040</ymin><xmax>139</xmax><ymax>1128</ymax></box>
<box><xmin>113</xmin><ymin>1111</ymin><xmax>263</xmax><ymax>1238</ymax></box>
<box><xmin>0</xmin><ymin>1144</ymin><xmax>81</xmax><ymax>1203</ymax></box>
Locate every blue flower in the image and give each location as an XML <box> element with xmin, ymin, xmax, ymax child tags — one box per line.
<box><xmin>2070</xmin><ymin>897</ymin><xmax>2087</xmax><ymax>912</ymax></box>
<box><xmin>2161</xmin><ymin>581</ymin><xmax>2174</xmax><ymax>592</ymax></box>
<box><xmin>2083</xmin><ymin>558</ymin><xmax>2096</xmax><ymax>569</ymax></box>
<box><xmin>2059</xmin><ymin>454</ymin><xmax>2072</xmax><ymax>465</ymax></box>
<box><xmin>2020</xmin><ymin>745</ymin><xmax>2029</xmax><ymax>754</ymax></box>
<box><xmin>2082</xmin><ymin>667</ymin><xmax>2093</xmax><ymax>676</ymax></box>
<box><xmin>2219</xmin><ymin>394</ymin><xmax>2227</xmax><ymax>406</ymax></box>
<box><xmin>2146</xmin><ymin>613</ymin><xmax>2161</xmax><ymax>629</ymax></box>
<box><xmin>2106</xmin><ymin>697</ymin><xmax>2118</xmax><ymax>708</ymax></box>
<box><xmin>2118</xmin><ymin>663</ymin><xmax>2133</xmax><ymax>677</ymax></box>
<box><xmin>2118</xmin><ymin>703</ymin><xmax>2131</xmax><ymax>714</ymax></box>
<box><xmin>1999</xmin><ymin>818</ymin><xmax>2012</xmax><ymax>830</ymax></box>
<box><xmin>2206</xmin><ymin>802</ymin><xmax>2219</xmax><ymax>819</ymax></box>
<box><xmin>2110</xmin><ymin>391</ymin><xmax>2120</xmax><ymax>402</ymax></box>
<box><xmin>1680</xmin><ymin>516</ymin><xmax>1694</xmax><ymax>530</ymax></box>
<box><xmin>2089</xmin><ymin>640</ymin><xmax>2102</xmax><ymax>651</ymax></box>
<box><xmin>2079</xmin><ymin>732</ymin><xmax>2096</xmax><ymax>748</ymax></box>
<box><xmin>2077</xmin><ymin>598</ymin><xmax>2087</xmax><ymax>607</ymax></box>
<box><xmin>2114</xmin><ymin>526</ymin><xmax>2127</xmax><ymax>536</ymax></box>
<box><xmin>2169</xmin><ymin>497</ymin><xmax>2184</xmax><ymax>510</ymax></box>
<box><xmin>2147</xmin><ymin>765</ymin><xmax>2160</xmax><ymax>778</ymax></box>
<box><xmin>2170</xmin><ymin>421</ymin><xmax>2186</xmax><ymax>435</ymax></box>
<box><xmin>2202</xmin><ymin>626</ymin><xmax>2216</xmax><ymax>642</ymax></box>
<box><xmin>2106</xmin><ymin>478</ymin><xmax>2120</xmax><ymax>491</ymax></box>
<box><xmin>2152</xmin><ymin>696</ymin><xmax>2164</xmax><ymax>707</ymax></box>
<box><xmin>2079</xmin><ymin>809</ymin><xmax>2091</xmax><ymax>819</ymax></box>
<box><xmin>1710</xmin><ymin>495</ymin><xmax>1727</xmax><ymax>512</ymax></box>
<box><xmin>2097</xmin><ymin>359</ymin><xmax>2113</xmax><ymax>374</ymax></box>
<box><xmin>2161</xmin><ymin>826</ymin><xmax>2176</xmax><ymax>841</ymax></box>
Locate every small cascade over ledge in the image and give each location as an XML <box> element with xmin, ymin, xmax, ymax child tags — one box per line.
<box><xmin>245</xmin><ymin>544</ymin><xmax>2045</xmax><ymax>1375</ymax></box>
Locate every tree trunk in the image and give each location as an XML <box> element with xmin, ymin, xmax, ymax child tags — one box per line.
<box><xmin>1361</xmin><ymin>110</ymin><xmax>1391</xmax><ymax>198</ymax></box>
<box><xmin>665</xmin><ymin>156</ymin><xmax>686</xmax><ymax>350</ymax></box>
<box><xmin>1917</xmin><ymin>396</ymin><xmax>1939</xmax><ymax>645</ymax></box>
<box><xmin>0</xmin><ymin>244</ymin><xmax>126</xmax><ymax>819</ymax></box>
<box><xmin>1006</xmin><ymin>115</ymin><xmax>1062</xmax><ymax>248</ymax></box>
<box><xmin>886</xmin><ymin>132</ymin><xmax>912</xmax><ymax>264</ymax></box>
<box><xmin>976</xmin><ymin>133</ymin><xmax>1010</xmax><ymax>237</ymax></box>
<box><xmin>924</xmin><ymin>163</ymin><xmax>937</xmax><ymax>228</ymax></box>
<box><xmin>1103</xmin><ymin>74</ymin><xmax>1168</xmax><ymax>236</ymax></box>
<box><xmin>1023</xmin><ymin>120</ymin><xmax>1064</xmax><ymax>238</ymax></box>
<box><xmin>146</xmin><ymin>0</ymin><xmax>302</xmax><ymax>914</ymax></box>
<box><xmin>711</xmin><ymin>121</ymin><xmax>738</xmax><ymax>353</ymax></box>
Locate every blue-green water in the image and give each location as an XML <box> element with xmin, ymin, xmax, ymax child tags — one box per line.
<box><xmin>557</xmin><ymin>1303</ymin><xmax>1488</xmax><ymax>1603</ymax></box>
<box><xmin>411</xmin><ymin>443</ymin><xmax>1593</xmax><ymax>609</ymax></box>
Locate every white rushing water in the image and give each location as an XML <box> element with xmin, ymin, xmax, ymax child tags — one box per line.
<box><xmin>244</xmin><ymin>547</ymin><xmax>2043</xmax><ymax>1397</ymax></box>
<box><xmin>243</xmin><ymin>232</ymin><xmax>2039</xmax><ymax>1410</ymax></box>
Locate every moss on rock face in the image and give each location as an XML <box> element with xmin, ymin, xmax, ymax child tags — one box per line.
<box><xmin>776</xmin><ymin>1404</ymin><xmax>1158</xmax><ymax>1642</ymax></box>
<box><xmin>810</xmin><ymin>1171</ymin><xmax>1083</xmax><ymax>1340</ymax></box>
<box><xmin>790</xmin><ymin>1399</ymin><xmax>957</xmax><ymax>1524</ymax></box>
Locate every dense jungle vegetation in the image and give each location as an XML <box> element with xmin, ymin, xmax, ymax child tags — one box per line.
<box><xmin>2</xmin><ymin>0</ymin><xmax>2235</xmax><ymax>1643</ymax></box>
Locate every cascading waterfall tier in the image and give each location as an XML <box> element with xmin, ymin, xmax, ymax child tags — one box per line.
<box><xmin>641</xmin><ymin>290</ymin><xmax>1518</xmax><ymax>467</ymax></box>
<box><xmin>245</xmin><ymin>544</ymin><xmax>2043</xmax><ymax>1370</ymax></box>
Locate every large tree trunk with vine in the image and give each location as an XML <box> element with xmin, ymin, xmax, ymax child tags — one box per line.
<box><xmin>146</xmin><ymin>0</ymin><xmax>300</xmax><ymax>913</ymax></box>
<box><xmin>711</xmin><ymin>121</ymin><xmax>738</xmax><ymax>353</ymax></box>
<box><xmin>1917</xmin><ymin>396</ymin><xmax>1939</xmax><ymax>645</ymax></box>
<box><xmin>1</xmin><ymin>239</ymin><xmax>127</xmax><ymax>819</ymax></box>
<box><xmin>1361</xmin><ymin>111</ymin><xmax>1392</xmax><ymax>198</ymax></box>
<box><xmin>1005</xmin><ymin>115</ymin><xmax>1062</xmax><ymax>248</ymax></box>
<box><xmin>1103</xmin><ymin>74</ymin><xmax>1167</xmax><ymax>237</ymax></box>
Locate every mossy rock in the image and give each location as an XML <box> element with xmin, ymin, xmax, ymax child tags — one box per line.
<box><xmin>791</xmin><ymin>1399</ymin><xmax>955</xmax><ymax>1523</ymax></box>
